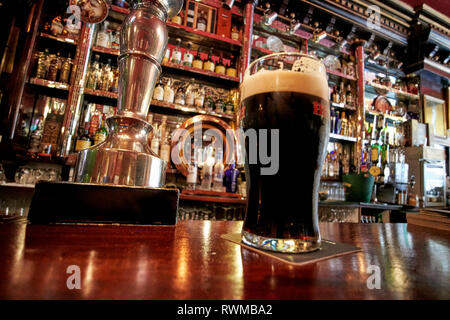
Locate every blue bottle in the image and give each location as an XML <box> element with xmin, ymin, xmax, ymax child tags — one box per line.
<box><xmin>224</xmin><ymin>162</ymin><xmax>239</xmax><ymax>193</ymax></box>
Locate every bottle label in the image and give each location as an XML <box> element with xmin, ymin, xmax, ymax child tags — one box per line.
<box><xmin>163</xmin><ymin>89</ymin><xmax>174</xmax><ymax>103</ymax></box>
<box><xmin>94</xmin><ymin>132</ymin><xmax>106</xmax><ymax>145</ymax></box>
<box><xmin>171</xmin><ymin>51</ymin><xmax>182</xmax><ymax>64</ymax></box>
<box><xmin>89</xmin><ymin>115</ymin><xmax>100</xmax><ymax>137</ymax></box>
<box><xmin>193</xmin><ymin>60</ymin><xmax>203</xmax><ymax>69</ymax></box>
<box><xmin>195</xmin><ymin>96</ymin><xmax>204</xmax><ymax>108</ymax></box>
<box><xmin>96</xmin><ymin>33</ymin><xmax>109</xmax><ymax>48</ymax></box>
<box><xmin>160</xmin><ymin>146</ymin><xmax>170</xmax><ymax>163</ymax></box>
<box><xmin>215</xmin><ymin>65</ymin><xmax>226</xmax><ymax>74</ymax></box>
<box><xmin>204</xmin><ymin>61</ymin><xmax>215</xmax><ymax>72</ymax></box>
<box><xmin>175</xmin><ymin>96</ymin><xmax>185</xmax><ymax>105</ymax></box>
<box><xmin>231</xmin><ymin>32</ymin><xmax>239</xmax><ymax>41</ymax></box>
<box><xmin>151</xmin><ymin>140</ymin><xmax>160</xmax><ymax>155</ymax></box>
<box><xmin>197</xmin><ymin>22</ymin><xmax>206</xmax><ymax>32</ymax></box>
<box><xmin>226</xmin><ymin>68</ymin><xmax>237</xmax><ymax>77</ymax></box>
<box><xmin>186</xmin><ymin>93</ymin><xmax>195</xmax><ymax>106</ymax></box>
<box><xmin>187</xmin><ymin>166</ymin><xmax>197</xmax><ymax>183</ymax></box>
<box><xmin>75</xmin><ymin>140</ymin><xmax>91</xmax><ymax>151</ymax></box>
<box><xmin>153</xmin><ymin>86</ymin><xmax>164</xmax><ymax>101</ymax></box>
<box><xmin>371</xmin><ymin>148</ymin><xmax>379</xmax><ymax>162</ymax></box>
<box><xmin>183</xmin><ymin>53</ymin><xmax>193</xmax><ymax>66</ymax></box>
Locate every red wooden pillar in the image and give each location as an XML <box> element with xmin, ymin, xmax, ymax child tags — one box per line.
<box><xmin>355</xmin><ymin>41</ymin><xmax>366</xmax><ymax>172</ymax></box>
<box><xmin>241</xmin><ymin>1</ymin><xmax>258</xmax><ymax>79</ymax></box>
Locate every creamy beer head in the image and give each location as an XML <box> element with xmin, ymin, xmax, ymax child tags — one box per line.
<box><xmin>241</xmin><ymin>54</ymin><xmax>329</xmax><ymax>102</ymax></box>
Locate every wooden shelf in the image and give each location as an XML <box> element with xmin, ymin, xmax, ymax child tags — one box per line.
<box><xmin>84</xmin><ymin>88</ymin><xmax>118</xmax><ymax>99</ymax></box>
<box><xmin>92</xmin><ymin>46</ymin><xmax>119</xmax><ymax>56</ymax></box>
<box><xmin>39</xmin><ymin>32</ymin><xmax>78</xmax><ymax>45</ymax></box>
<box><xmin>329</xmin><ymin>133</ymin><xmax>357</xmax><ymax>143</ymax></box>
<box><xmin>82</xmin><ymin>88</ymin><xmax>234</xmax><ymax>119</ymax></box>
<box><xmin>331</xmin><ymin>102</ymin><xmax>357</xmax><ymax>112</ymax></box>
<box><xmin>151</xmin><ymin>99</ymin><xmax>234</xmax><ymax>120</ymax></box>
<box><xmin>29</xmin><ymin>77</ymin><xmax>69</xmax><ymax>90</ymax></box>
<box><xmin>365</xmin><ymin>81</ymin><xmax>420</xmax><ymax>101</ymax></box>
<box><xmin>365</xmin><ymin>110</ymin><xmax>407</xmax><ymax>123</ymax></box>
<box><xmin>167</xmin><ymin>22</ymin><xmax>242</xmax><ymax>49</ymax></box>
<box><xmin>326</xmin><ymin>68</ymin><xmax>357</xmax><ymax>81</ymax></box>
<box><xmin>162</xmin><ymin>61</ymin><xmax>240</xmax><ymax>84</ymax></box>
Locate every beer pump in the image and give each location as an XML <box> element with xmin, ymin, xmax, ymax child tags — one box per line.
<box><xmin>28</xmin><ymin>0</ymin><xmax>184</xmax><ymax>225</ymax></box>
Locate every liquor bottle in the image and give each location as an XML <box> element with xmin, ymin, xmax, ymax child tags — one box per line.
<box><xmin>330</xmin><ymin>106</ymin><xmax>336</xmax><ymax>133</ymax></box>
<box><xmin>381</xmin><ymin>131</ymin><xmax>389</xmax><ymax>165</ymax></box>
<box><xmin>94</xmin><ymin>115</ymin><xmax>108</xmax><ymax>145</ymax></box>
<box><xmin>224</xmin><ymin>160</ymin><xmax>239</xmax><ymax>193</ymax></box>
<box><xmin>339</xmin><ymin>112</ymin><xmax>348</xmax><ymax>136</ymax></box>
<box><xmin>203</xmin><ymin>48</ymin><xmax>215</xmax><ymax>72</ymax></box>
<box><xmin>204</xmin><ymin>93</ymin><xmax>214</xmax><ymax>112</ymax></box>
<box><xmin>332</xmin><ymin>85</ymin><xmax>340</xmax><ymax>103</ymax></box>
<box><xmin>346</xmin><ymin>84</ymin><xmax>354</xmax><ymax>106</ymax></box>
<box><xmin>185</xmin><ymin>79</ymin><xmax>195</xmax><ymax>106</ymax></box>
<box><xmin>194</xmin><ymin>85</ymin><xmax>205</xmax><ymax>109</ymax></box>
<box><xmin>96</xmin><ymin>21</ymin><xmax>110</xmax><ymax>48</ymax></box>
<box><xmin>46</xmin><ymin>53</ymin><xmax>59</xmax><ymax>81</ymax></box>
<box><xmin>35</xmin><ymin>49</ymin><xmax>50</xmax><ymax>79</ymax></box>
<box><xmin>200</xmin><ymin>156</ymin><xmax>214</xmax><ymax>191</ymax></box>
<box><xmin>59</xmin><ymin>53</ymin><xmax>72</xmax><ymax>83</ymax></box>
<box><xmin>88</xmin><ymin>106</ymin><xmax>101</xmax><ymax>139</ymax></box>
<box><xmin>371</xmin><ymin>134</ymin><xmax>381</xmax><ymax>165</ymax></box>
<box><xmin>225</xmin><ymin>95</ymin><xmax>234</xmax><ymax>114</ymax></box>
<box><xmin>151</xmin><ymin>126</ymin><xmax>160</xmax><ymax>155</ymax></box>
<box><xmin>339</xmin><ymin>82</ymin><xmax>346</xmax><ymax>104</ymax></box>
<box><xmin>75</xmin><ymin>128</ymin><xmax>92</xmax><ymax>151</ymax></box>
<box><xmin>226</xmin><ymin>55</ymin><xmax>237</xmax><ymax>77</ymax></box>
<box><xmin>170</xmin><ymin>38</ymin><xmax>182</xmax><ymax>64</ymax></box>
<box><xmin>100</xmin><ymin>59</ymin><xmax>113</xmax><ymax>91</ymax></box>
<box><xmin>111</xmin><ymin>31</ymin><xmax>120</xmax><ymax>49</ymax></box>
<box><xmin>159</xmin><ymin>132</ymin><xmax>171</xmax><ymax>165</ymax></box>
<box><xmin>212</xmin><ymin>147</ymin><xmax>224</xmax><ymax>192</ymax></box>
<box><xmin>334</xmin><ymin>110</ymin><xmax>341</xmax><ymax>134</ymax></box>
<box><xmin>196</xmin><ymin>11</ymin><xmax>207</xmax><ymax>32</ymax></box>
<box><xmin>183</xmin><ymin>42</ymin><xmax>194</xmax><ymax>67</ymax></box>
<box><xmin>193</xmin><ymin>48</ymin><xmax>203</xmax><ymax>69</ymax></box>
<box><xmin>153</xmin><ymin>78</ymin><xmax>164</xmax><ymax>101</ymax></box>
<box><xmin>163</xmin><ymin>47</ymin><xmax>170</xmax><ymax>64</ymax></box>
<box><xmin>215</xmin><ymin>53</ymin><xmax>226</xmax><ymax>74</ymax></box>
<box><xmin>28</xmin><ymin>116</ymin><xmax>44</xmax><ymax>153</ymax></box>
<box><xmin>174</xmin><ymin>86</ymin><xmax>186</xmax><ymax>105</ymax></box>
<box><xmin>215</xmin><ymin>97</ymin><xmax>224</xmax><ymax>113</ymax></box>
<box><xmin>163</xmin><ymin>79</ymin><xmax>175</xmax><ymax>103</ymax></box>
<box><xmin>186</xmin><ymin>157</ymin><xmax>198</xmax><ymax>190</ymax></box>
<box><xmin>159</xmin><ymin>116</ymin><xmax>167</xmax><ymax>145</ymax></box>
<box><xmin>86</xmin><ymin>55</ymin><xmax>100</xmax><ymax>89</ymax></box>
<box><xmin>231</xmin><ymin>26</ymin><xmax>240</xmax><ymax>41</ymax></box>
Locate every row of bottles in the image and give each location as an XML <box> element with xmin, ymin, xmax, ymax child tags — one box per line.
<box><xmin>330</xmin><ymin>82</ymin><xmax>356</xmax><ymax>107</ymax></box>
<box><xmin>34</xmin><ymin>49</ymin><xmax>73</xmax><ymax>83</ymax></box>
<box><xmin>73</xmin><ymin>103</ymin><xmax>116</xmax><ymax>152</ymax></box>
<box><xmin>163</xmin><ymin>39</ymin><xmax>238</xmax><ymax>77</ymax></box>
<box><xmin>330</xmin><ymin>109</ymin><xmax>357</xmax><ymax>137</ymax></box>
<box><xmin>85</xmin><ymin>55</ymin><xmax>119</xmax><ymax>92</ymax></box>
<box><xmin>153</xmin><ymin>77</ymin><xmax>237</xmax><ymax>114</ymax></box>
<box><xmin>94</xmin><ymin>21</ymin><xmax>120</xmax><ymax>49</ymax></box>
<box><xmin>321</xmin><ymin>144</ymin><xmax>353</xmax><ymax>180</ymax></box>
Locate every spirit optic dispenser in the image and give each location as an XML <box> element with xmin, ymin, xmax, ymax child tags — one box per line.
<box><xmin>75</xmin><ymin>0</ymin><xmax>184</xmax><ymax>187</ymax></box>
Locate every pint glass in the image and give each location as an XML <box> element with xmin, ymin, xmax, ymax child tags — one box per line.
<box><xmin>240</xmin><ymin>52</ymin><xmax>330</xmax><ymax>253</ymax></box>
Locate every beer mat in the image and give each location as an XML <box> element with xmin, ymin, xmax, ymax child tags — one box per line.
<box><xmin>221</xmin><ymin>233</ymin><xmax>361</xmax><ymax>266</ymax></box>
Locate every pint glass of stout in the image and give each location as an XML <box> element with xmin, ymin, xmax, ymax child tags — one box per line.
<box><xmin>240</xmin><ymin>52</ymin><xmax>330</xmax><ymax>253</ymax></box>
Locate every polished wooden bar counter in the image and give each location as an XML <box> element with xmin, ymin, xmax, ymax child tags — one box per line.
<box><xmin>0</xmin><ymin>221</ymin><xmax>449</xmax><ymax>299</ymax></box>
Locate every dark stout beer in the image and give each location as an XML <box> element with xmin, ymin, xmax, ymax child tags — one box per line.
<box><xmin>240</xmin><ymin>65</ymin><xmax>330</xmax><ymax>253</ymax></box>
